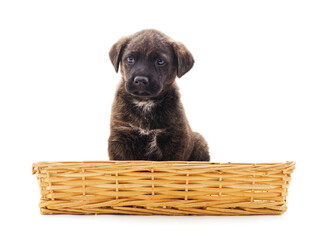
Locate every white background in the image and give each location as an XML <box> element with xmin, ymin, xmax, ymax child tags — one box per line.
<box><xmin>0</xmin><ymin>0</ymin><xmax>329</xmax><ymax>239</ymax></box>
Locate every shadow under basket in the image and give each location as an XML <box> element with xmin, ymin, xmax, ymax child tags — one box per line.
<box><xmin>32</xmin><ymin>161</ymin><xmax>295</xmax><ymax>215</ymax></box>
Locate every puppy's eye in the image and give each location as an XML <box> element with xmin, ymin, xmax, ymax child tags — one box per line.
<box><xmin>156</xmin><ymin>59</ymin><xmax>166</xmax><ymax>66</ymax></box>
<box><xmin>126</xmin><ymin>57</ymin><xmax>135</xmax><ymax>64</ymax></box>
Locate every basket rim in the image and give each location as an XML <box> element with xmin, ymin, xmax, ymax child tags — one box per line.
<box><xmin>32</xmin><ymin>161</ymin><xmax>295</xmax><ymax>175</ymax></box>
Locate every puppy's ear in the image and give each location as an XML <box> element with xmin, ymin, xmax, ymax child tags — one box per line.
<box><xmin>171</xmin><ymin>42</ymin><xmax>194</xmax><ymax>78</ymax></box>
<box><xmin>109</xmin><ymin>36</ymin><xmax>131</xmax><ymax>73</ymax></box>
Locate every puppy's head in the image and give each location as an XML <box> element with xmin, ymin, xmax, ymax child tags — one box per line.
<box><xmin>109</xmin><ymin>29</ymin><xmax>194</xmax><ymax>98</ymax></box>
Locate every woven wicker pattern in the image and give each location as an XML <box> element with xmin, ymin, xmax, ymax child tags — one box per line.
<box><xmin>32</xmin><ymin>161</ymin><xmax>295</xmax><ymax>215</ymax></box>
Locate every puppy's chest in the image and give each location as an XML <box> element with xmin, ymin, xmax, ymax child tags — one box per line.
<box><xmin>125</xmin><ymin>125</ymin><xmax>165</xmax><ymax>159</ymax></box>
<box><xmin>116</xmin><ymin>99</ymin><xmax>171</xmax><ymax>159</ymax></box>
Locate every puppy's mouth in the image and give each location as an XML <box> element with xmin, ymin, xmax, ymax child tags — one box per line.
<box><xmin>125</xmin><ymin>81</ymin><xmax>162</xmax><ymax>98</ymax></box>
<box><xmin>131</xmin><ymin>90</ymin><xmax>152</xmax><ymax>97</ymax></box>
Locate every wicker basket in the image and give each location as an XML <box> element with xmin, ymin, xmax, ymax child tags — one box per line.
<box><xmin>32</xmin><ymin>161</ymin><xmax>295</xmax><ymax>215</ymax></box>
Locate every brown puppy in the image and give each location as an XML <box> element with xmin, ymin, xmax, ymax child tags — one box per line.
<box><xmin>108</xmin><ymin>29</ymin><xmax>210</xmax><ymax>161</ymax></box>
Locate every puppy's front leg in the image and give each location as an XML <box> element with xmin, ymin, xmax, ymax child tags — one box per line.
<box><xmin>108</xmin><ymin>134</ymin><xmax>134</xmax><ymax>160</ymax></box>
<box><xmin>155</xmin><ymin>130</ymin><xmax>189</xmax><ymax>161</ymax></box>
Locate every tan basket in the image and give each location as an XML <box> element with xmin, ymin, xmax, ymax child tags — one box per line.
<box><xmin>32</xmin><ymin>161</ymin><xmax>295</xmax><ymax>215</ymax></box>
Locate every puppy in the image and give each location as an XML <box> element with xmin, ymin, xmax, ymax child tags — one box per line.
<box><xmin>108</xmin><ymin>29</ymin><xmax>210</xmax><ymax>161</ymax></box>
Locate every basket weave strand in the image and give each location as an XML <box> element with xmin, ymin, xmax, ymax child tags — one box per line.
<box><xmin>32</xmin><ymin>161</ymin><xmax>295</xmax><ymax>215</ymax></box>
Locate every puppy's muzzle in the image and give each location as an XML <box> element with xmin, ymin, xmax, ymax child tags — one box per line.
<box><xmin>133</xmin><ymin>76</ymin><xmax>149</xmax><ymax>86</ymax></box>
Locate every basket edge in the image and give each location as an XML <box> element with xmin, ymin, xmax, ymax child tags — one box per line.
<box><xmin>32</xmin><ymin>161</ymin><xmax>296</xmax><ymax>174</ymax></box>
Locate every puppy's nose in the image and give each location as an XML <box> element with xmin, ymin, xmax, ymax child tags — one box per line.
<box><xmin>133</xmin><ymin>76</ymin><xmax>149</xmax><ymax>86</ymax></box>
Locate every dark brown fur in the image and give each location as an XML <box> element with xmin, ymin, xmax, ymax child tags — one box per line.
<box><xmin>108</xmin><ymin>29</ymin><xmax>210</xmax><ymax>161</ymax></box>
